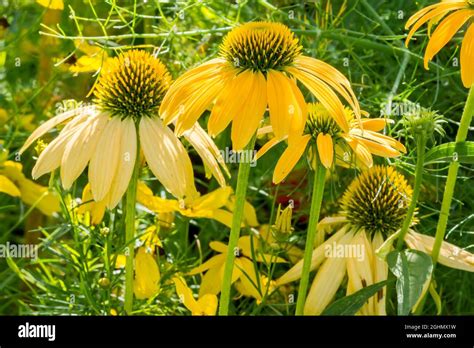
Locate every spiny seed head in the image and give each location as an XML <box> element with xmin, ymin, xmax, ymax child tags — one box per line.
<box><xmin>341</xmin><ymin>165</ymin><xmax>413</xmax><ymax>237</ymax></box>
<box><xmin>401</xmin><ymin>107</ymin><xmax>446</xmax><ymax>138</ymax></box>
<box><xmin>220</xmin><ymin>21</ymin><xmax>302</xmax><ymax>73</ymax></box>
<box><xmin>94</xmin><ymin>50</ymin><xmax>171</xmax><ymax>120</ymax></box>
<box><xmin>306</xmin><ymin>103</ymin><xmax>344</xmax><ymax>138</ymax></box>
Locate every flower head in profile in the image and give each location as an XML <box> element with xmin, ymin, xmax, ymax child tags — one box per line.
<box><xmin>188</xmin><ymin>236</ymin><xmax>285</xmax><ymax>302</ymax></box>
<box><xmin>20</xmin><ymin>50</ymin><xmax>227</xmax><ymax>209</ymax></box>
<box><xmin>258</xmin><ymin>103</ymin><xmax>406</xmax><ymax>184</ymax></box>
<box><xmin>405</xmin><ymin>0</ymin><xmax>474</xmax><ymax>87</ymax></box>
<box><xmin>160</xmin><ymin>21</ymin><xmax>361</xmax><ymax>150</ymax></box>
<box><xmin>277</xmin><ymin>166</ymin><xmax>474</xmax><ymax>315</ymax></box>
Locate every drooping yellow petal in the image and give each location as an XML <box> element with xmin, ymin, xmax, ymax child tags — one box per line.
<box><xmin>272</xmin><ymin>135</ymin><xmax>311</xmax><ymax>184</ymax></box>
<box><xmin>173</xmin><ymin>276</ymin><xmax>200</xmax><ymax>314</ymax></box>
<box><xmin>294</xmin><ymin>56</ymin><xmax>360</xmax><ymax>120</ymax></box>
<box><xmin>0</xmin><ymin>175</ymin><xmax>21</xmax><ymax>197</ymax></box>
<box><xmin>139</xmin><ymin>117</ymin><xmax>197</xmax><ymax>199</ymax></box>
<box><xmin>188</xmin><ymin>254</ymin><xmax>226</xmax><ymax>275</ymax></box>
<box><xmin>190</xmin><ymin>186</ymin><xmax>232</xmax><ymax>212</ymax></box>
<box><xmin>288</xmin><ymin>66</ymin><xmax>349</xmax><ymax>132</ymax></box>
<box><xmin>461</xmin><ymin>23</ymin><xmax>474</xmax><ymax>88</ymax></box>
<box><xmin>77</xmin><ymin>183</ymin><xmax>106</xmax><ymax>225</ymax></box>
<box><xmin>256</xmin><ymin>136</ymin><xmax>286</xmax><ymax>160</ymax></box>
<box><xmin>267</xmin><ymin>69</ymin><xmax>307</xmax><ymax>139</ymax></box>
<box><xmin>231</xmin><ymin>70</ymin><xmax>267</xmax><ymax>150</ymax></box>
<box><xmin>160</xmin><ymin>58</ymin><xmax>229</xmax><ymax>125</ymax></box>
<box><xmin>196</xmin><ymin>294</ymin><xmax>218</xmax><ymax>315</ymax></box>
<box><xmin>317</xmin><ymin>133</ymin><xmax>334</xmax><ymax>169</ymax></box>
<box><xmin>346</xmin><ymin>138</ymin><xmax>374</xmax><ymax>168</ymax></box>
<box><xmin>234</xmin><ymin>257</ymin><xmax>262</xmax><ymax>301</ymax></box>
<box><xmin>60</xmin><ymin>113</ymin><xmax>108</xmax><ymax>189</ymax></box>
<box><xmin>405</xmin><ymin>2</ymin><xmax>466</xmax><ymax>46</ymax></box>
<box><xmin>106</xmin><ymin>118</ymin><xmax>137</xmax><ymax>209</ymax></box>
<box><xmin>198</xmin><ymin>265</ymin><xmax>223</xmax><ymax>296</ymax></box>
<box><xmin>423</xmin><ymin>9</ymin><xmax>472</xmax><ymax>69</ymax></box>
<box><xmin>360</xmin><ymin>118</ymin><xmax>393</xmax><ymax>132</ymax></box>
<box><xmin>134</xmin><ymin>247</ymin><xmax>160</xmax><ymax>300</ymax></box>
<box><xmin>88</xmin><ymin>117</ymin><xmax>122</xmax><ymax>201</ymax></box>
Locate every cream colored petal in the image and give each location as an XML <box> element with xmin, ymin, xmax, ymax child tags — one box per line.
<box><xmin>106</xmin><ymin>118</ymin><xmax>137</xmax><ymax>209</ymax></box>
<box><xmin>139</xmin><ymin>117</ymin><xmax>198</xmax><ymax>199</ymax></box>
<box><xmin>406</xmin><ymin>230</ymin><xmax>474</xmax><ymax>272</ymax></box>
<box><xmin>32</xmin><ymin>123</ymin><xmax>85</xmax><ymax>180</ymax></box>
<box><xmin>88</xmin><ymin>117</ymin><xmax>122</xmax><ymax>201</ymax></box>
<box><xmin>182</xmin><ymin>123</ymin><xmax>229</xmax><ymax>187</ymax></box>
<box><xmin>60</xmin><ymin>113</ymin><xmax>108</xmax><ymax>189</ymax></box>
<box><xmin>304</xmin><ymin>231</ymin><xmax>354</xmax><ymax>315</ymax></box>
<box><xmin>372</xmin><ymin>232</ymin><xmax>387</xmax><ymax>315</ymax></box>
<box><xmin>276</xmin><ymin>226</ymin><xmax>348</xmax><ymax>285</ymax></box>
<box><xmin>20</xmin><ymin>108</ymin><xmax>89</xmax><ymax>154</ymax></box>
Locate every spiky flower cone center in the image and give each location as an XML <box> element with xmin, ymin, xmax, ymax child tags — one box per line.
<box><xmin>306</xmin><ymin>102</ymin><xmax>342</xmax><ymax>138</ymax></box>
<box><xmin>341</xmin><ymin>166</ymin><xmax>413</xmax><ymax>237</ymax></box>
<box><xmin>94</xmin><ymin>50</ymin><xmax>171</xmax><ymax>119</ymax></box>
<box><xmin>220</xmin><ymin>21</ymin><xmax>302</xmax><ymax>73</ymax></box>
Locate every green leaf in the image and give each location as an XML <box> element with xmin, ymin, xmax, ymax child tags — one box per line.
<box><xmin>322</xmin><ymin>280</ymin><xmax>392</xmax><ymax>315</ymax></box>
<box><xmin>387</xmin><ymin>249</ymin><xmax>433</xmax><ymax>315</ymax></box>
<box><xmin>424</xmin><ymin>141</ymin><xmax>474</xmax><ymax>165</ymax></box>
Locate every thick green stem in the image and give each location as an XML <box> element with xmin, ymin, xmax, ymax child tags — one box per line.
<box><xmin>396</xmin><ymin>132</ymin><xmax>427</xmax><ymax>250</ymax></box>
<box><xmin>218</xmin><ymin>136</ymin><xmax>256</xmax><ymax>315</ymax></box>
<box><xmin>124</xmin><ymin>142</ymin><xmax>141</xmax><ymax>315</ymax></box>
<box><xmin>295</xmin><ymin>161</ymin><xmax>326</xmax><ymax>315</ymax></box>
<box><xmin>432</xmin><ymin>86</ymin><xmax>474</xmax><ymax>266</ymax></box>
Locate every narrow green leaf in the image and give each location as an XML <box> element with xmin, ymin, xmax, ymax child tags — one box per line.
<box><xmin>424</xmin><ymin>141</ymin><xmax>474</xmax><ymax>165</ymax></box>
<box><xmin>387</xmin><ymin>249</ymin><xmax>433</xmax><ymax>315</ymax></box>
<box><xmin>322</xmin><ymin>280</ymin><xmax>392</xmax><ymax>315</ymax></box>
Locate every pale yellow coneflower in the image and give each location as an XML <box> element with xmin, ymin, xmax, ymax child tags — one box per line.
<box><xmin>258</xmin><ymin>103</ymin><xmax>406</xmax><ymax>184</ymax></box>
<box><xmin>405</xmin><ymin>0</ymin><xmax>474</xmax><ymax>87</ymax></box>
<box><xmin>20</xmin><ymin>50</ymin><xmax>228</xmax><ymax>209</ymax></box>
<box><xmin>160</xmin><ymin>21</ymin><xmax>361</xmax><ymax>150</ymax></box>
<box><xmin>277</xmin><ymin>166</ymin><xmax>474</xmax><ymax>315</ymax></box>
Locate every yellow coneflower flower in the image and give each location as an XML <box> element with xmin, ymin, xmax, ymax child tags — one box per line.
<box><xmin>160</xmin><ymin>21</ymin><xmax>361</xmax><ymax>150</ymax></box>
<box><xmin>188</xmin><ymin>236</ymin><xmax>285</xmax><ymax>301</ymax></box>
<box><xmin>173</xmin><ymin>276</ymin><xmax>218</xmax><ymax>316</ymax></box>
<box><xmin>258</xmin><ymin>103</ymin><xmax>406</xmax><ymax>184</ymax></box>
<box><xmin>405</xmin><ymin>0</ymin><xmax>474</xmax><ymax>87</ymax></box>
<box><xmin>20</xmin><ymin>50</ymin><xmax>227</xmax><ymax>209</ymax></box>
<box><xmin>277</xmin><ymin>166</ymin><xmax>474</xmax><ymax>315</ymax></box>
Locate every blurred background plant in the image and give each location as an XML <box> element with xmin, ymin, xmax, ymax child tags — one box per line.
<box><xmin>0</xmin><ymin>0</ymin><xmax>472</xmax><ymax>315</ymax></box>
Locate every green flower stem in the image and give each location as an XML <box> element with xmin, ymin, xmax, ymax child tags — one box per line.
<box><xmin>396</xmin><ymin>131</ymin><xmax>427</xmax><ymax>250</ymax></box>
<box><xmin>295</xmin><ymin>160</ymin><xmax>327</xmax><ymax>315</ymax></box>
<box><xmin>218</xmin><ymin>135</ymin><xmax>257</xmax><ymax>316</ymax></box>
<box><xmin>124</xmin><ymin>140</ymin><xmax>141</xmax><ymax>315</ymax></box>
<box><xmin>432</xmin><ymin>86</ymin><xmax>474</xmax><ymax>267</ymax></box>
